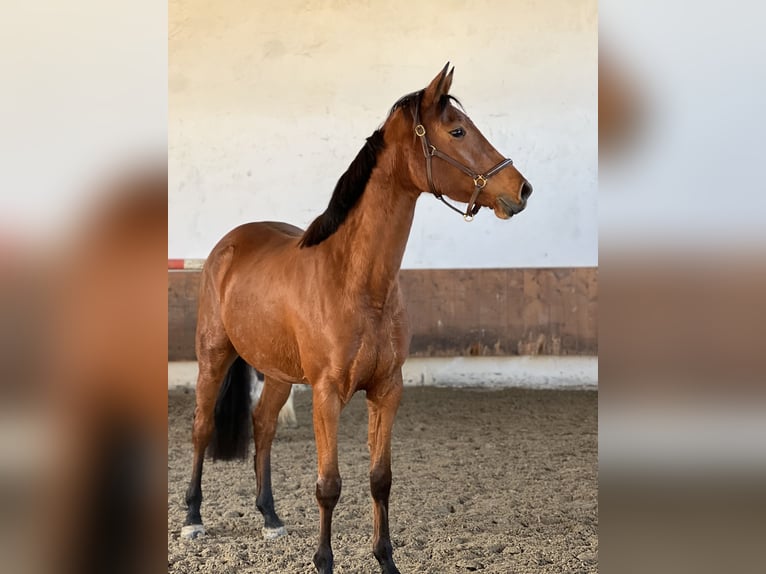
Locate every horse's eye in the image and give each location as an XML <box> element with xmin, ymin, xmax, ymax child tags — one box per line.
<box><xmin>449</xmin><ymin>127</ymin><xmax>465</xmax><ymax>138</ymax></box>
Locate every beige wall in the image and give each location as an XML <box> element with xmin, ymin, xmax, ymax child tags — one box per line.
<box><xmin>169</xmin><ymin>0</ymin><xmax>597</xmax><ymax>268</ymax></box>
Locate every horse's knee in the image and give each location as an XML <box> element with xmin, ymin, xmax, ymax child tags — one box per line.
<box><xmin>316</xmin><ymin>475</ymin><xmax>342</xmax><ymax>509</ymax></box>
<box><xmin>370</xmin><ymin>464</ymin><xmax>392</xmax><ymax>502</ymax></box>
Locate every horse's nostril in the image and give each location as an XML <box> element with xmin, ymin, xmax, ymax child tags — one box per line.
<box><xmin>520</xmin><ymin>181</ymin><xmax>533</xmax><ymax>202</ymax></box>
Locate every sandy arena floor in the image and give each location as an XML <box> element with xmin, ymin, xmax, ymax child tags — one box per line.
<box><xmin>168</xmin><ymin>386</ymin><xmax>597</xmax><ymax>573</ymax></box>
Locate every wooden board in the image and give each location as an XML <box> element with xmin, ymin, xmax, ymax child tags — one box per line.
<box><xmin>168</xmin><ymin>268</ymin><xmax>598</xmax><ymax>360</ymax></box>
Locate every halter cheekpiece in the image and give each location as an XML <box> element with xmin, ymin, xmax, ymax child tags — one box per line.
<box><xmin>412</xmin><ymin>100</ymin><xmax>513</xmax><ymax>221</ymax></box>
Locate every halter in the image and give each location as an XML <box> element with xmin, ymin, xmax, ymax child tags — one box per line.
<box><xmin>413</xmin><ymin>100</ymin><xmax>514</xmax><ymax>222</ymax></box>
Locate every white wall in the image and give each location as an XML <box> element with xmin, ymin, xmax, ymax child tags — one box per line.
<box><xmin>169</xmin><ymin>0</ymin><xmax>597</xmax><ymax>268</ymax></box>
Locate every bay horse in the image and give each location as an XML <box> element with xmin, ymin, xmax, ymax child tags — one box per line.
<box><xmin>182</xmin><ymin>64</ymin><xmax>532</xmax><ymax>574</ymax></box>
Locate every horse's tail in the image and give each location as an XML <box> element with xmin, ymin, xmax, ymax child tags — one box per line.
<box><xmin>208</xmin><ymin>355</ymin><xmax>252</xmax><ymax>461</ymax></box>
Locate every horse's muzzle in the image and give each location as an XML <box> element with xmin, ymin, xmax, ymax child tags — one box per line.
<box><xmin>496</xmin><ymin>181</ymin><xmax>533</xmax><ymax>218</ymax></box>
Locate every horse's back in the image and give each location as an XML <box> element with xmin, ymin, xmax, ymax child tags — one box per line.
<box><xmin>197</xmin><ymin>221</ymin><xmax>304</xmax><ymax>314</ymax></box>
<box><xmin>216</xmin><ymin>221</ymin><xmax>303</xmax><ymax>252</ymax></box>
<box><xmin>205</xmin><ymin>221</ymin><xmax>302</xmax><ymax>271</ymax></box>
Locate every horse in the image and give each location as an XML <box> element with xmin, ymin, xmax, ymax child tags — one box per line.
<box><xmin>181</xmin><ymin>64</ymin><xmax>532</xmax><ymax>574</ymax></box>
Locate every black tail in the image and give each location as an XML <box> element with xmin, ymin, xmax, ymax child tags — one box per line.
<box><xmin>208</xmin><ymin>355</ymin><xmax>252</xmax><ymax>461</ymax></box>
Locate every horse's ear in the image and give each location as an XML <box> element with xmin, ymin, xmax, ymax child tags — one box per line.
<box><xmin>422</xmin><ymin>63</ymin><xmax>453</xmax><ymax>108</ymax></box>
<box><xmin>443</xmin><ymin>66</ymin><xmax>454</xmax><ymax>95</ymax></box>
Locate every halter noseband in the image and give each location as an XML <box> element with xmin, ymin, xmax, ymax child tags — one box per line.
<box><xmin>413</xmin><ymin>100</ymin><xmax>513</xmax><ymax>222</ymax></box>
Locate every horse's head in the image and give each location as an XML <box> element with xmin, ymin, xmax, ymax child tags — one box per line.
<box><xmin>394</xmin><ymin>64</ymin><xmax>532</xmax><ymax>221</ymax></box>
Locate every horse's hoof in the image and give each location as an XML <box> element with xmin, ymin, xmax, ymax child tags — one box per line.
<box><xmin>262</xmin><ymin>525</ymin><xmax>287</xmax><ymax>540</ymax></box>
<box><xmin>180</xmin><ymin>524</ymin><xmax>205</xmax><ymax>540</ymax></box>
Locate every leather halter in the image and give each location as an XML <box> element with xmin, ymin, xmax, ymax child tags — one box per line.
<box><xmin>413</xmin><ymin>100</ymin><xmax>514</xmax><ymax>221</ymax></box>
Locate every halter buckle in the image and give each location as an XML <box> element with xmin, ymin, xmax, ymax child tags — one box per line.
<box><xmin>414</xmin><ymin>124</ymin><xmax>426</xmax><ymax>137</ymax></box>
<box><xmin>473</xmin><ymin>175</ymin><xmax>487</xmax><ymax>189</ymax></box>
<box><xmin>428</xmin><ymin>145</ymin><xmax>437</xmax><ymax>156</ymax></box>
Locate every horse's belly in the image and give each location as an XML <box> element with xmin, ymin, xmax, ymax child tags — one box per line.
<box><xmin>223</xmin><ymin>307</ymin><xmax>306</xmax><ymax>384</ymax></box>
<box><xmin>238</xmin><ymin>342</ymin><xmax>305</xmax><ymax>385</ymax></box>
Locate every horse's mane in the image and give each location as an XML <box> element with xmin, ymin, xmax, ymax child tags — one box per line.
<box><xmin>298</xmin><ymin>89</ymin><xmax>461</xmax><ymax>248</ymax></box>
<box><xmin>299</xmin><ymin>129</ymin><xmax>386</xmax><ymax>248</ymax></box>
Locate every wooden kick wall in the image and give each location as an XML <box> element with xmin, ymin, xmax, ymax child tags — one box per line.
<box><xmin>168</xmin><ymin>268</ymin><xmax>598</xmax><ymax>360</ymax></box>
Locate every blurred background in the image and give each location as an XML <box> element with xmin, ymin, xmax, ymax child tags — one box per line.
<box><xmin>0</xmin><ymin>2</ymin><xmax>166</xmax><ymax>573</ymax></box>
<box><xmin>600</xmin><ymin>1</ymin><xmax>766</xmax><ymax>573</ymax></box>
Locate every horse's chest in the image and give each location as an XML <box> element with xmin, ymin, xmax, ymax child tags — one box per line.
<box><xmin>359</xmin><ymin>330</ymin><xmax>397</xmax><ymax>365</ymax></box>
<box><xmin>299</xmin><ymin>304</ymin><xmax>409</xmax><ymax>390</ymax></box>
<box><xmin>347</xmin><ymin>316</ymin><xmax>407</xmax><ymax>378</ymax></box>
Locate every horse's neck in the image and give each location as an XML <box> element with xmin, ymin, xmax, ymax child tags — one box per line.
<box><xmin>325</xmin><ymin>171</ymin><xmax>418</xmax><ymax>306</ymax></box>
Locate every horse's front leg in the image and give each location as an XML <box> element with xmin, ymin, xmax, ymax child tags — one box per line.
<box><xmin>312</xmin><ymin>385</ymin><xmax>343</xmax><ymax>574</ymax></box>
<box><xmin>366</xmin><ymin>373</ymin><xmax>403</xmax><ymax>574</ymax></box>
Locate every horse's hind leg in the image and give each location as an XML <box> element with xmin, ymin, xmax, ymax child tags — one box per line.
<box><xmin>278</xmin><ymin>387</ymin><xmax>297</xmax><ymax>427</ymax></box>
<box><xmin>181</xmin><ymin>334</ymin><xmax>236</xmax><ymax>539</ymax></box>
<box><xmin>252</xmin><ymin>376</ymin><xmax>292</xmax><ymax>539</ymax></box>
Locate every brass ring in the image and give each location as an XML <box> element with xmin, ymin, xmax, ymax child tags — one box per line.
<box><xmin>463</xmin><ymin>213</ymin><xmax>474</xmax><ymax>222</ymax></box>
<box><xmin>473</xmin><ymin>175</ymin><xmax>487</xmax><ymax>189</ymax></box>
<box><xmin>414</xmin><ymin>125</ymin><xmax>426</xmax><ymax>137</ymax></box>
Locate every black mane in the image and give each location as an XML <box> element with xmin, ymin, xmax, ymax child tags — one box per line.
<box><xmin>298</xmin><ymin>89</ymin><xmax>462</xmax><ymax>248</ymax></box>
<box><xmin>299</xmin><ymin>129</ymin><xmax>386</xmax><ymax>248</ymax></box>
<box><xmin>389</xmin><ymin>89</ymin><xmax>462</xmax><ymax>116</ymax></box>
<box><xmin>389</xmin><ymin>89</ymin><xmax>423</xmax><ymax>117</ymax></box>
